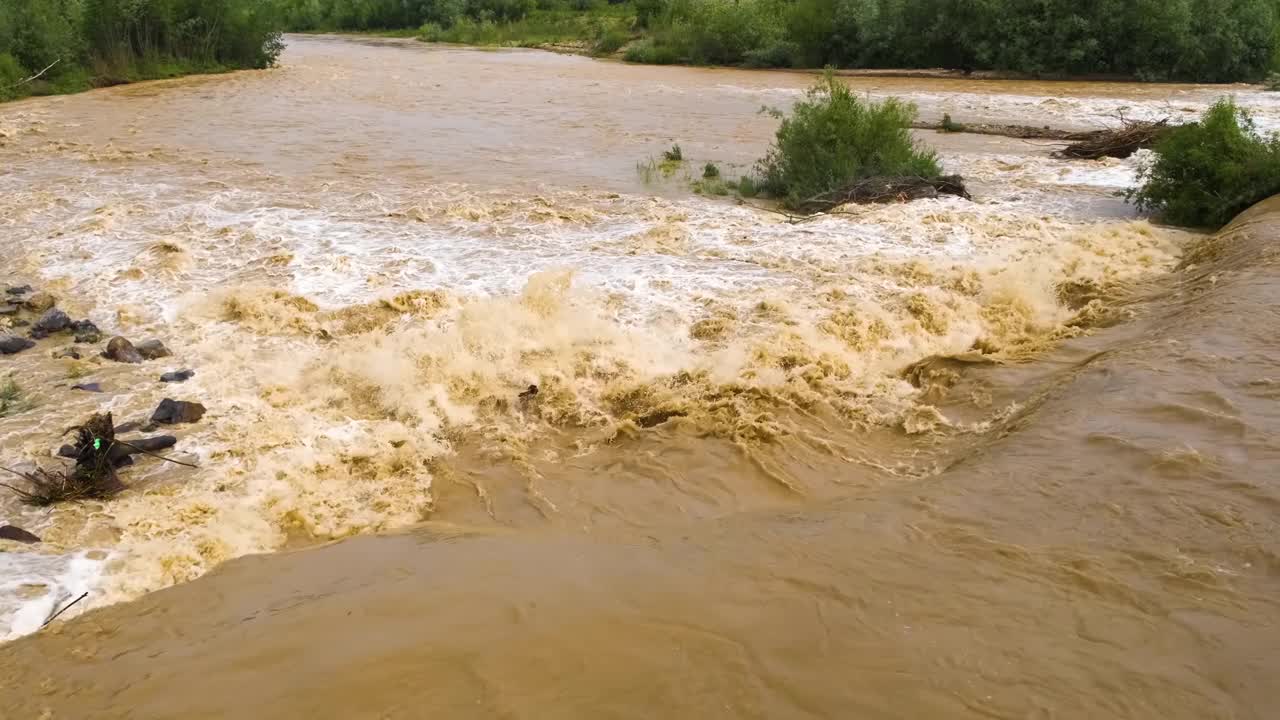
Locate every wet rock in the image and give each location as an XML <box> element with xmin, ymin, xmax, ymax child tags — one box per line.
<box><xmin>23</xmin><ymin>292</ymin><xmax>55</xmax><ymax>312</ymax></box>
<box><xmin>150</xmin><ymin>398</ymin><xmax>206</xmax><ymax>425</ymax></box>
<box><xmin>107</xmin><ymin>435</ymin><xmax>178</xmax><ymax>466</ymax></box>
<box><xmin>135</xmin><ymin>339</ymin><xmax>171</xmax><ymax>360</ymax></box>
<box><xmin>71</xmin><ymin>320</ymin><xmax>102</xmax><ymax>344</ymax></box>
<box><xmin>72</xmin><ymin>383</ymin><xmax>103</xmax><ymax>393</ymax></box>
<box><xmin>0</xmin><ymin>335</ymin><xmax>35</xmax><ymax>354</ymax></box>
<box><xmin>114</xmin><ymin>420</ymin><xmax>142</xmax><ymax>434</ymax></box>
<box><xmin>519</xmin><ymin>384</ymin><xmax>539</xmax><ymax>400</ymax></box>
<box><xmin>160</xmin><ymin>369</ymin><xmax>195</xmax><ymax>383</ymax></box>
<box><xmin>31</xmin><ymin>308</ymin><xmax>71</xmax><ymax>336</ymax></box>
<box><xmin>0</xmin><ymin>525</ymin><xmax>41</xmax><ymax>544</ymax></box>
<box><xmin>52</xmin><ymin>347</ymin><xmax>82</xmax><ymax>360</ymax></box>
<box><xmin>57</xmin><ymin>444</ymin><xmax>77</xmax><ymax>458</ymax></box>
<box><xmin>4</xmin><ymin>285</ymin><xmax>32</xmax><ymax>296</ymax></box>
<box><xmin>0</xmin><ymin>303</ymin><xmax>18</xmax><ymax>316</ymax></box>
<box><xmin>102</xmin><ymin>336</ymin><xmax>143</xmax><ymax>363</ymax></box>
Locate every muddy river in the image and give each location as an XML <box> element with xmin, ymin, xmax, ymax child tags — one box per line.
<box><xmin>0</xmin><ymin>35</ymin><xmax>1277</xmax><ymax>719</ymax></box>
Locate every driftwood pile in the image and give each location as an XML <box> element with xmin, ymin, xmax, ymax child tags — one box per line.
<box><xmin>1</xmin><ymin>413</ymin><xmax>124</xmax><ymax>505</ymax></box>
<box><xmin>916</xmin><ymin>116</ymin><xmax>1171</xmax><ymax>160</ymax></box>
<box><xmin>1053</xmin><ymin>119</ymin><xmax>1170</xmax><ymax>160</ymax></box>
<box><xmin>793</xmin><ymin>175</ymin><xmax>971</xmax><ymax>215</ymax></box>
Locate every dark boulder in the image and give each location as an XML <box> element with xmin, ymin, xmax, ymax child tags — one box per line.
<box><xmin>4</xmin><ymin>285</ymin><xmax>32</xmax><ymax>296</ymax></box>
<box><xmin>150</xmin><ymin>398</ymin><xmax>206</xmax><ymax>425</ymax></box>
<box><xmin>107</xmin><ymin>435</ymin><xmax>178</xmax><ymax>466</ymax></box>
<box><xmin>30</xmin><ymin>308</ymin><xmax>71</xmax><ymax>338</ymax></box>
<box><xmin>0</xmin><ymin>525</ymin><xmax>40</xmax><ymax>544</ymax></box>
<box><xmin>52</xmin><ymin>347</ymin><xmax>82</xmax><ymax>360</ymax></box>
<box><xmin>160</xmin><ymin>369</ymin><xmax>195</xmax><ymax>383</ymax></box>
<box><xmin>114</xmin><ymin>420</ymin><xmax>143</xmax><ymax>434</ymax></box>
<box><xmin>0</xmin><ymin>335</ymin><xmax>35</xmax><ymax>354</ymax></box>
<box><xmin>57</xmin><ymin>444</ymin><xmax>77</xmax><ymax>458</ymax></box>
<box><xmin>71</xmin><ymin>320</ymin><xmax>102</xmax><ymax>344</ymax></box>
<box><xmin>102</xmin><ymin>336</ymin><xmax>143</xmax><ymax>364</ymax></box>
<box><xmin>135</xmin><ymin>339</ymin><xmax>172</xmax><ymax>360</ymax></box>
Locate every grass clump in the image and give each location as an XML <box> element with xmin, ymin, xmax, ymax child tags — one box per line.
<box><xmin>662</xmin><ymin>143</ymin><xmax>683</xmax><ymax>162</ymax></box>
<box><xmin>757</xmin><ymin>71</ymin><xmax>941</xmax><ymax>210</ymax></box>
<box><xmin>0</xmin><ymin>376</ymin><xmax>25</xmax><ymax>418</ymax></box>
<box><xmin>1126</xmin><ymin>98</ymin><xmax>1280</xmax><ymax>229</ymax></box>
<box><xmin>702</xmin><ymin>162</ymin><xmax>720</xmax><ymax>178</ymax></box>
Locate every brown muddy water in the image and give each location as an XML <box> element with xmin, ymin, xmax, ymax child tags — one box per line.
<box><xmin>1</xmin><ymin>35</ymin><xmax>1278</xmax><ymax>719</ymax></box>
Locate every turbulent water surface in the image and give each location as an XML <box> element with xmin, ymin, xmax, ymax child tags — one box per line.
<box><xmin>0</xmin><ymin>35</ymin><xmax>1277</xmax><ymax>719</ymax></box>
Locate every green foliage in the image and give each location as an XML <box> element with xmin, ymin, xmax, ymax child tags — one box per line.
<box><xmin>736</xmin><ymin>175</ymin><xmax>760</xmax><ymax>197</ymax></box>
<box><xmin>662</xmin><ymin>143</ymin><xmax>683</xmax><ymax>162</ymax></box>
<box><xmin>940</xmin><ymin>113</ymin><xmax>964</xmax><ymax>132</ymax></box>
<box><xmin>616</xmin><ymin>0</ymin><xmax>1279</xmax><ymax>81</ymax></box>
<box><xmin>702</xmin><ymin>161</ymin><xmax>719</xmax><ymax>178</ymax></box>
<box><xmin>0</xmin><ymin>0</ymin><xmax>283</xmax><ymax>102</ymax></box>
<box><xmin>415</xmin><ymin>5</ymin><xmax>631</xmax><ymax>49</ymax></box>
<box><xmin>758</xmin><ymin>71</ymin><xmax>940</xmax><ymax>209</ymax></box>
<box><xmin>1127</xmin><ymin>99</ymin><xmax>1280</xmax><ymax>229</ymax></box>
<box><xmin>0</xmin><ymin>376</ymin><xmax>27</xmax><ymax>418</ymax></box>
<box><xmin>1267</xmin><ymin>73</ymin><xmax>1280</xmax><ymax>91</ymax></box>
<box><xmin>592</xmin><ymin>27</ymin><xmax>629</xmax><ymax>55</ymax></box>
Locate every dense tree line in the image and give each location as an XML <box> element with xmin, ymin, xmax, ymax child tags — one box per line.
<box><xmin>272</xmin><ymin>0</ymin><xmax>1280</xmax><ymax>82</ymax></box>
<box><xmin>1</xmin><ymin>0</ymin><xmax>283</xmax><ymax>101</ymax></box>
<box><xmin>629</xmin><ymin>0</ymin><xmax>1280</xmax><ymax>82</ymax></box>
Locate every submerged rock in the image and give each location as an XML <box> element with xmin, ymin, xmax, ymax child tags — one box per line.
<box><xmin>107</xmin><ymin>435</ymin><xmax>178</xmax><ymax>466</ymax></box>
<box><xmin>23</xmin><ymin>292</ymin><xmax>55</xmax><ymax>313</ymax></box>
<box><xmin>0</xmin><ymin>335</ymin><xmax>35</xmax><ymax>354</ymax></box>
<box><xmin>519</xmin><ymin>384</ymin><xmax>539</xmax><ymax>399</ymax></box>
<box><xmin>160</xmin><ymin>369</ymin><xmax>195</xmax><ymax>383</ymax></box>
<box><xmin>102</xmin><ymin>336</ymin><xmax>143</xmax><ymax>363</ymax></box>
<box><xmin>0</xmin><ymin>525</ymin><xmax>41</xmax><ymax>544</ymax></box>
<box><xmin>150</xmin><ymin>398</ymin><xmax>206</xmax><ymax>425</ymax></box>
<box><xmin>53</xmin><ymin>347</ymin><xmax>82</xmax><ymax>360</ymax></box>
<box><xmin>0</xmin><ymin>303</ymin><xmax>17</xmax><ymax>316</ymax></box>
<box><xmin>135</xmin><ymin>339</ymin><xmax>172</xmax><ymax>360</ymax></box>
<box><xmin>31</xmin><ymin>308</ymin><xmax>71</xmax><ymax>337</ymax></box>
<box><xmin>4</xmin><ymin>285</ymin><xmax>32</xmax><ymax>296</ymax></box>
<box><xmin>71</xmin><ymin>320</ymin><xmax>102</xmax><ymax>344</ymax></box>
<box><xmin>113</xmin><ymin>420</ymin><xmax>142</xmax><ymax>434</ymax></box>
<box><xmin>71</xmin><ymin>383</ymin><xmax>103</xmax><ymax>393</ymax></box>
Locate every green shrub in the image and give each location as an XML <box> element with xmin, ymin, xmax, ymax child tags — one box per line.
<box><xmin>742</xmin><ymin>41</ymin><xmax>798</xmax><ymax>68</ymax></box>
<box><xmin>1267</xmin><ymin>72</ymin><xmax>1280</xmax><ymax>91</ymax></box>
<box><xmin>624</xmin><ymin>38</ymin><xmax>681</xmax><ymax>64</ymax></box>
<box><xmin>0</xmin><ymin>53</ymin><xmax>28</xmax><ymax>102</ymax></box>
<box><xmin>662</xmin><ymin>143</ymin><xmax>683</xmax><ymax>162</ymax></box>
<box><xmin>1127</xmin><ymin>98</ymin><xmax>1280</xmax><ymax>229</ymax></box>
<box><xmin>758</xmin><ymin>71</ymin><xmax>941</xmax><ymax>209</ymax></box>
<box><xmin>702</xmin><ymin>161</ymin><xmax>719</xmax><ymax>178</ymax></box>
<box><xmin>736</xmin><ymin>175</ymin><xmax>760</xmax><ymax>197</ymax></box>
<box><xmin>592</xmin><ymin>27</ymin><xmax>628</xmax><ymax>55</ymax></box>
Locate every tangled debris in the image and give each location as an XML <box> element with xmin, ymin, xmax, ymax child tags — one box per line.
<box><xmin>1053</xmin><ymin>119</ymin><xmax>1170</xmax><ymax>160</ymax></box>
<box><xmin>791</xmin><ymin>175</ymin><xmax>971</xmax><ymax>215</ymax></box>
<box><xmin>1</xmin><ymin>413</ymin><xmax>124</xmax><ymax>505</ymax></box>
<box><xmin>1</xmin><ymin>411</ymin><xmax>196</xmax><ymax>506</ymax></box>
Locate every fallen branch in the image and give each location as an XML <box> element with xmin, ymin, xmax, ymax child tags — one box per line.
<box><xmin>2</xmin><ymin>59</ymin><xmax>60</xmax><ymax>90</ymax></box>
<box><xmin>43</xmin><ymin>591</ymin><xmax>88</xmax><ymax>627</ymax></box>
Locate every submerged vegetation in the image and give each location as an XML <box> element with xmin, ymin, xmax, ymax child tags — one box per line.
<box><xmin>275</xmin><ymin>0</ymin><xmax>1280</xmax><ymax>82</ymax></box>
<box><xmin>1127</xmin><ymin>99</ymin><xmax>1280</xmax><ymax>229</ymax></box>
<box><xmin>0</xmin><ymin>0</ymin><xmax>284</xmax><ymax>102</ymax></box>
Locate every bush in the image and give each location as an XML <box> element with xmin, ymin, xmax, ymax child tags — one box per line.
<box><xmin>1127</xmin><ymin>98</ymin><xmax>1280</xmax><ymax>229</ymax></box>
<box><xmin>758</xmin><ymin>71</ymin><xmax>941</xmax><ymax>209</ymax></box>
<box><xmin>624</xmin><ymin>38</ymin><xmax>681</xmax><ymax>64</ymax></box>
<box><xmin>592</xmin><ymin>27</ymin><xmax>628</xmax><ymax>55</ymax></box>
<box><xmin>0</xmin><ymin>53</ymin><xmax>27</xmax><ymax>102</ymax></box>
